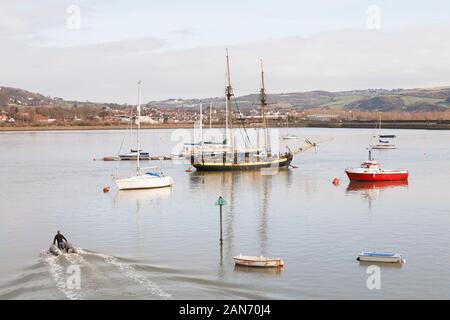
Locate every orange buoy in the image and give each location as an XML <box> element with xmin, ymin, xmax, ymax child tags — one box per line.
<box><xmin>332</xmin><ymin>178</ymin><xmax>340</xmax><ymax>186</ymax></box>
<box><xmin>103</xmin><ymin>186</ymin><xmax>110</xmax><ymax>193</ymax></box>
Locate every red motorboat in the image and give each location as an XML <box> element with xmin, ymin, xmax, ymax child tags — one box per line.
<box><xmin>345</xmin><ymin>150</ymin><xmax>409</xmax><ymax>182</ymax></box>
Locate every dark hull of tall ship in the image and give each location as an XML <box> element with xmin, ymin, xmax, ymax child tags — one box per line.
<box><xmin>191</xmin><ymin>154</ymin><xmax>293</xmax><ymax>171</ymax></box>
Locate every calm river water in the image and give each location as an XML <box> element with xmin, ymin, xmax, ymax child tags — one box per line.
<box><xmin>0</xmin><ymin>128</ymin><xmax>449</xmax><ymax>299</ymax></box>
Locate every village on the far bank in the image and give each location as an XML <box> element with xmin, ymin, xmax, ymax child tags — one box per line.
<box><xmin>1</xmin><ymin>86</ymin><xmax>450</xmax><ymax>129</ymax></box>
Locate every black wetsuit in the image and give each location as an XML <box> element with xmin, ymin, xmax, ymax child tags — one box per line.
<box><xmin>54</xmin><ymin>234</ymin><xmax>67</xmax><ymax>249</ymax></box>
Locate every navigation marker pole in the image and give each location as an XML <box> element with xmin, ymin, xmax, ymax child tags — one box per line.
<box><xmin>215</xmin><ymin>196</ymin><xmax>227</xmax><ymax>244</ymax></box>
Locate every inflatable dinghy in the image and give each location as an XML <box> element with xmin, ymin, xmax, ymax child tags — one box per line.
<box><xmin>49</xmin><ymin>242</ymin><xmax>79</xmax><ymax>256</ymax></box>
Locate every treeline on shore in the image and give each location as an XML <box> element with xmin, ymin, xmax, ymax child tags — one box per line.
<box><xmin>2</xmin><ymin>103</ymin><xmax>450</xmax><ymax>129</ymax></box>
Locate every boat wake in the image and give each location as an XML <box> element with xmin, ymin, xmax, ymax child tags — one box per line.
<box><xmin>0</xmin><ymin>248</ymin><xmax>172</xmax><ymax>300</ymax></box>
<box><xmin>41</xmin><ymin>250</ymin><xmax>84</xmax><ymax>300</ymax></box>
<box><xmin>79</xmin><ymin>250</ymin><xmax>171</xmax><ymax>299</ymax></box>
<box><xmin>1</xmin><ymin>247</ymin><xmax>270</xmax><ymax>299</ymax></box>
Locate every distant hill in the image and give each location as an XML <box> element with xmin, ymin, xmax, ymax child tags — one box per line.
<box><xmin>0</xmin><ymin>86</ymin><xmax>123</xmax><ymax>109</ymax></box>
<box><xmin>0</xmin><ymin>87</ymin><xmax>55</xmax><ymax>107</ymax></box>
<box><xmin>152</xmin><ymin>87</ymin><xmax>450</xmax><ymax>112</ymax></box>
<box><xmin>2</xmin><ymin>85</ymin><xmax>450</xmax><ymax>112</ymax></box>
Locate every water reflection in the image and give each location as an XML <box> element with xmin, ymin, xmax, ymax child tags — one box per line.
<box><xmin>357</xmin><ymin>260</ymin><xmax>404</xmax><ymax>269</ymax></box>
<box><xmin>188</xmin><ymin>170</ymin><xmax>292</xmax><ymax>273</ymax></box>
<box><xmin>259</xmin><ymin>177</ymin><xmax>270</xmax><ymax>257</ymax></box>
<box><xmin>114</xmin><ymin>188</ymin><xmax>172</xmax><ymax>204</ymax></box>
<box><xmin>113</xmin><ymin>188</ymin><xmax>172</xmax><ymax>255</ymax></box>
<box><xmin>346</xmin><ymin>180</ymin><xmax>409</xmax><ymax>209</ymax></box>
<box><xmin>234</xmin><ymin>265</ymin><xmax>283</xmax><ymax>275</ymax></box>
<box><xmin>347</xmin><ymin>180</ymin><xmax>409</xmax><ymax>192</ymax></box>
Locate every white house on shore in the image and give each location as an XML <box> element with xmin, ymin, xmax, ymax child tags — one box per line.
<box><xmin>135</xmin><ymin>116</ymin><xmax>159</xmax><ymax>124</ymax></box>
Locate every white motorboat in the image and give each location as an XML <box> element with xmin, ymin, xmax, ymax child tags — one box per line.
<box><xmin>233</xmin><ymin>254</ymin><xmax>284</xmax><ymax>268</ymax></box>
<box><xmin>357</xmin><ymin>251</ymin><xmax>405</xmax><ymax>263</ymax></box>
<box><xmin>113</xmin><ymin>81</ymin><xmax>172</xmax><ymax>191</ymax></box>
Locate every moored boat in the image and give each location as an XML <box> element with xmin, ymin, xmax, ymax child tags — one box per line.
<box><xmin>345</xmin><ymin>150</ymin><xmax>408</xmax><ymax>182</ymax></box>
<box><xmin>371</xmin><ymin>143</ymin><xmax>397</xmax><ymax>150</ymax></box>
<box><xmin>233</xmin><ymin>254</ymin><xmax>284</xmax><ymax>268</ymax></box>
<box><xmin>190</xmin><ymin>51</ymin><xmax>315</xmax><ymax>171</ymax></box>
<box><xmin>114</xmin><ymin>172</ymin><xmax>172</xmax><ymax>190</ymax></box>
<box><xmin>370</xmin><ymin>117</ymin><xmax>397</xmax><ymax>149</ymax></box>
<box><xmin>119</xmin><ymin>150</ymin><xmax>150</xmax><ymax>161</ymax></box>
<box><xmin>281</xmin><ymin>134</ymin><xmax>298</xmax><ymax>140</ymax></box>
<box><xmin>281</xmin><ymin>115</ymin><xmax>298</xmax><ymax>140</ymax></box>
<box><xmin>357</xmin><ymin>251</ymin><xmax>405</xmax><ymax>263</ymax></box>
<box><xmin>192</xmin><ymin>152</ymin><xmax>294</xmax><ymax>171</ymax></box>
<box><xmin>113</xmin><ymin>81</ymin><xmax>173</xmax><ymax>191</ymax></box>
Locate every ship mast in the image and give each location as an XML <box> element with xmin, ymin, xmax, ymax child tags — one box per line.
<box><xmin>225</xmin><ymin>49</ymin><xmax>234</xmax><ymax>152</ymax></box>
<box><xmin>199</xmin><ymin>103</ymin><xmax>203</xmax><ymax>146</ymax></box>
<box><xmin>136</xmin><ymin>80</ymin><xmax>142</xmax><ymax>176</ymax></box>
<box><xmin>260</xmin><ymin>59</ymin><xmax>269</xmax><ymax>156</ymax></box>
<box><xmin>209</xmin><ymin>102</ymin><xmax>213</xmax><ymax>129</ymax></box>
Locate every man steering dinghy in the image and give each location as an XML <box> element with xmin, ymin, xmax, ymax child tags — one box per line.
<box><xmin>49</xmin><ymin>231</ymin><xmax>78</xmax><ymax>255</ymax></box>
<box><xmin>53</xmin><ymin>230</ymin><xmax>68</xmax><ymax>250</ymax></box>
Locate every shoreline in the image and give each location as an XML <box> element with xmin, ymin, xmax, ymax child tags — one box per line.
<box><xmin>2</xmin><ymin>121</ymin><xmax>450</xmax><ymax>132</ymax></box>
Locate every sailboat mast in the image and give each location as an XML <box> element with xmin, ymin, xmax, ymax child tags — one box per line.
<box><xmin>260</xmin><ymin>59</ymin><xmax>269</xmax><ymax>156</ymax></box>
<box><xmin>225</xmin><ymin>49</ymin><xmax>234</xmax><ymax>151</ymax></box>
<box><xmin>209</xmin><ymin>102</ymin><xmax>213</xmax><ymax>129</ymax></box>
<box><xmin>136</xmin><ymin>80</ymin><xmax>142</xmax><ymax>175</ymax></box>
<box><xmin>199</xmin><ymin>103</ymin><xmax>203</xmax><ymax>145</ymax></box>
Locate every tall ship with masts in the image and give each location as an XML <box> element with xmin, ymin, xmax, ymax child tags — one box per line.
<box><xmin>189</xmin><ymin>50</ymin><xmax>316</xmax><ymax>171</ymax></box>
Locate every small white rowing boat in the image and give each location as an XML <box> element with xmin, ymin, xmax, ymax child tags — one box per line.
<box><xmin>233</xmin><ymin>254</ymin><xmax>284</xmax><ymax>268</ymax></box>
<box><xmin>357</xmin><ymin>251</ymin><xmax>405</xmax><ymax>263</ymax></box>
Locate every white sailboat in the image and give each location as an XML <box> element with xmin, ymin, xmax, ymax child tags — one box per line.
<box><xmin>370</xmin><ymin>116</ymin><xmax>397</xmax><ymax>149</ymax></box>
<box><xmin>281</xmin><ymin>114</ymin><xmax>298</xmax><ymax>140</ymax></box>
<box><xmin>114</xmin><ymin>81</ymin><xmax>173</xmax><ymax>190</ymax></box>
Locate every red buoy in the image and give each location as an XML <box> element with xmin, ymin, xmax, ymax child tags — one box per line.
<box><xmin>332</xmin><ymin>178</ymin><xmax>340</xmax><ymax>186</ymax></box>
<box><xmin>103</xmin><ymin>186</ymin><xmax>110</xmax><ymax>193</ymax></box>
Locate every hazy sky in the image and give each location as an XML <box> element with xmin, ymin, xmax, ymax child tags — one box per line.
<box><xmin>1</xmin><ymin>0</ymin><xmax>449</xmax><ymax>103</ymax></box>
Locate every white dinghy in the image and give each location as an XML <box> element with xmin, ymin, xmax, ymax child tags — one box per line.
<box><xmin>233</xmin><ymin>254</ymin><xmax>284</xmax><ymax>268</ymax></box>
<box><xmin>357</xmin><ymin>251</ymin><xmax>405</xmax><ymax>263</ymax></box>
